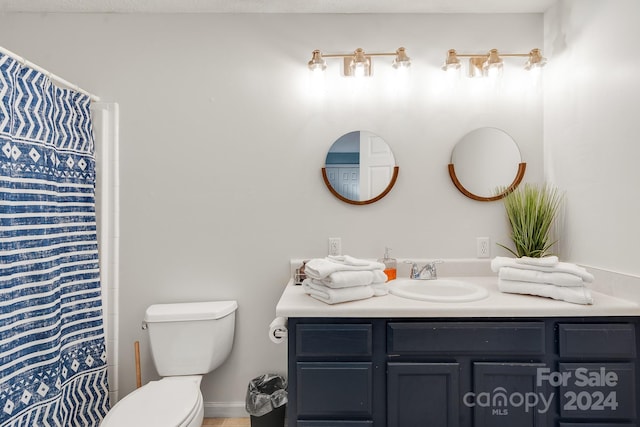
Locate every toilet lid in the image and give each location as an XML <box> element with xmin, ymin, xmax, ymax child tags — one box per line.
<box><xmin>102</xmin><ymin>376</ymin><xmax>202</xmax><ymax>426</ymax></box>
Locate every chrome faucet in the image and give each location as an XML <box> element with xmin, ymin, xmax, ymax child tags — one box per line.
<box><xmin>407</xmin><ymin>260</ymin><xmax>443</xmax><ymax>280</ymax></box>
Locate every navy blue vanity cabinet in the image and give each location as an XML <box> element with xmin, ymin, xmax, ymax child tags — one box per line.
<box><xmin>287</xmin><ymin>317</ymin><xmax>640</xmax><ymax>427</ymax></box>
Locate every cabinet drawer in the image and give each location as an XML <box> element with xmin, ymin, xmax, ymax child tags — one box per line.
<box><xmin>296</xmin><ymin>324</ymin><xmax>372</xmax><ymax>357</ymax></box>
<box><xmin>388</xmin><ymin>322</ymin><xmax>545</xmax><ymax>355</ymax></box>
<box><xmin>558</xmin><ymin>324</ymin><xmax>636</xmax><ymax>358</ymax></box>
<box><xmin>296</xmin><ymin>362</ymin><xmax>372</xmax><ymax>418</ymax></box>
<box><xmin>559</xmin><ymin>363</ymin><xmax>636</xmax><ymax>420</ymax></box>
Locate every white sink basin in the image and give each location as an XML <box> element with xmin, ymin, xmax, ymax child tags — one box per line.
<box><xmin>389</xmin><ymin>278</ymin><xmax>489</xmax><ymax>303</ymax></box>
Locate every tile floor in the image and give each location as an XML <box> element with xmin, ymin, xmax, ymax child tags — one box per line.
<box><xmin>202</xmin><ymin>418</ymin><xmax>251</xmax><ymax>426</ymax></box>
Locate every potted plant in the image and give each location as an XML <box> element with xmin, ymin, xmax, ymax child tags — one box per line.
<box><xmin>497</xmin><ymin>183</ymin><xmax>564</xmax><ymax>258</ymax></box>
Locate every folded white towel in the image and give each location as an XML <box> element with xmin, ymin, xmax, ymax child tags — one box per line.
<box><xmin>491</xmin><ymin>256</ymin><xmax>594</xmax><ymax>283</ymax></box>
<box><xmin>371</xmin><ymin>283</ymin><xmax>389</xmax><ymax>296</ymax></box>
<box><xmin>328</xmin><ymin>255</ymin><xmax>371</xmax><ymax>266</ymax></box>
<box><xmin>515</xmin><ymin>256</ymin><xmax>559</xmax><ymax>267</ymax></box>
<box><xmin>499</xmin><ymin>267</ymin><xmax>585</xmax><ymax>287</ymax></box>
<box><xmin>305</xmin><ymin>256</ymin><xmax>386</xmax><ymax>280</ymax></box>
<box><xmin>310</xmin><ymin>270</ymin><xmax>388</xmax><ymax>289</ymax></box>
<box><xmin>498</xmin><ymin>279</ymin><xmax>593</xmax><ymax>305</ymax></box>
<box><xmin>302</xmin><ymin>279</ymin><xmax>375</xmax><ymax>304</ymax></box>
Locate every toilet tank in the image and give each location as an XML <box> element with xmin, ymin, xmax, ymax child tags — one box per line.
<box><xmin>144</xmin><ymin>301</ymin><xmax>238</xmax><ymax>377</ymax></box>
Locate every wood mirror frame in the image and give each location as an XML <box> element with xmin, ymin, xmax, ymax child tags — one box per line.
<box><xmin>448</xmin><ymin>162</ymin><xmax>526</xmax><ymax>202</ymax></box>
<box><xmin>322</xmin><ymin>166</ymin><xmax>399</xmax><ymax>205</ymax></box>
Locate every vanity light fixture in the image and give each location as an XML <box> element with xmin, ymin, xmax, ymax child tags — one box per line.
<box><xmin>392</xmin><ymin>47</ymin><xmax>411</xmax><ymax>69</ymax></box>
<box><xmin>308</xmin><ymin>47</ymin><xmax>411</xmax><ymax>77</ymax></box>
<box><xmin>349</xmin><ymin>48</ymin><xmax>371</xmax><ymax>77</ymax></box>
<box><xmin>524</xmin><ymin>48</ymin><xmax>547</xmax><ymax>70</ymax></box>
<box><xmin>308</xmin><ymin>50</ymin><xmax>327</xmax><ymax>73</ymax></box>
<box><xmin>483</xmin><ymin>49</ymin><xmax>504</xmax><ymax>78</ymax></box>
<box><xmin>442</xmin><ymin>49</ymin><xmax>462</xmax><ymax>72</ymax></box>
<box><xmin>442</xmin><ymin>48</ymin><xmax>546</xmax><ymax>79</ymax></box>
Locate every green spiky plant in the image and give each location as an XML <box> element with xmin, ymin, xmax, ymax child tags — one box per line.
<box><xmin>497</xmin><ymin>183</ymin><xmax>564</xmax><ymax>258</ymax></box>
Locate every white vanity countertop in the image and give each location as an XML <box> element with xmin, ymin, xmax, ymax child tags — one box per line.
<box><xmin>275</xmin><ymin>276</ymin><xmax>640</xmax><ymax>318</ymax></box>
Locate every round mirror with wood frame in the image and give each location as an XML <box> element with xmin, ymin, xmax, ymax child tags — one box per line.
<box><xmin>449</xmin><ymin>127</ymin><xmax>526</xmax><ymax>202</ymax></box>
<box><xmin>322</xmin><ymin>131</ymin><xmax>399</xmax><ymax>205</ymax></box>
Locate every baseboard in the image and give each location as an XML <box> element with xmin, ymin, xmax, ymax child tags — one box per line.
<box><xmin>204</xmin><ymin>401</ymin><xmax>248</xmax><ymax>418</ymax></box>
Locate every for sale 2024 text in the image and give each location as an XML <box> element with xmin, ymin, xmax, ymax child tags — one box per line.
<box><xmin>463</xmin><ymin>367</ymin><xmax>620</xmax><ymax>415</ymax></box>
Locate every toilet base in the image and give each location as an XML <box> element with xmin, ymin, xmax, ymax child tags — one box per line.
<box><xmin>250</xmin><ymin>405</ymin><xmax>286</xmax><ymax>427</ymax></box>
<box><xmin>101</xmin><ymin>376</ymin><xmax>203</xmax><ymax>427</ymax></box>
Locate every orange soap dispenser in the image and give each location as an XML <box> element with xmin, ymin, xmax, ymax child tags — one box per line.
<box><xmin>378</xmin><ymin>247</ymin><xmax>397</xmax><ymax>282</ymax></box>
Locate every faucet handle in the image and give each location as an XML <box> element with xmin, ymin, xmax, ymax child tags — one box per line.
<box><xmin>404</xmin><ymin>260</ymin><xmax>420</xmax><ymax>279</ymax></box>
<box><xmin>427</xmin><ymin>259</ymin><xmax>443</xmax><ymax>279</ymax></box>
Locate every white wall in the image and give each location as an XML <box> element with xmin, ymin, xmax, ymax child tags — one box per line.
<box><xmin>544</xmin><ymin>0</ymin><xmax>640</xmax><ymax>276</ymax></box>
<box><xmin>0</xmin><ymin>13</ymin><xmax>543</xmax><ymax>413</ymax></box>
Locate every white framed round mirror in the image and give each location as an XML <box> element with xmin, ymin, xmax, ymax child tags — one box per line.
<box><xmin>448</xmin><ymin>127</ymin><xmax>526</xmax><ymax>201</ymax></box>
<box><xmin>322</xmin><ymin>131</ymin><xmax>399</xmax><ymax>205</ymax></box>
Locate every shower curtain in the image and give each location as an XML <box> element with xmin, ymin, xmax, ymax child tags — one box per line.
<box><xmin>0</xmin><ymin>53</ymin><xmax>109</xmax><ymax>425</ymax></box>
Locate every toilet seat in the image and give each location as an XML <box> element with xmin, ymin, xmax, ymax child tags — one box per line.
<box><xmin>102</xmin><ymin>376</ymin><xmax>203</xmax><ymax>427</ymax></box>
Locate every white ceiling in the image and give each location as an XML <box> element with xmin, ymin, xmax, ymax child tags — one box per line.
<box><xmin>0</xmin><ymin>0</ymin><xmax>557</xmax><ymax>14</ymax></box>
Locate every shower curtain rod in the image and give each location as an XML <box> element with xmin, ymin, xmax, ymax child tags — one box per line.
<box><xmin>0</xmin><ymin>45</ymin><xmax>100</xmax><ymax>102</ymax></box>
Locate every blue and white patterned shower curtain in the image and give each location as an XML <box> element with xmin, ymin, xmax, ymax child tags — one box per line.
<box><xmin>0</xmin><ymin>52</ymin><xmax>109</xmax><ymax>426</ymax></box>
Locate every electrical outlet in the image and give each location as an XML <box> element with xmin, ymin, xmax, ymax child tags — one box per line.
<box><xmin>328</xmin><ymin>237</ymin><xmax>342</xmax><ymax>256</ymax></box>
<box><xmin>477</xmin><ymin>237</ymin><xmax>490</xmax><ymax>258</ymax></box>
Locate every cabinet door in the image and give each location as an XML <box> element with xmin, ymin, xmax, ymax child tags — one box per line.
<box><xmin>387</xmin><ymin>363</ymin><xmax>460</xmax><ymax>427</ymax></box>
<box><xmin>296</xmin><ymin>362</ymin><xmax>373</xmax><ymax>418</ymax></box>
<box><xmin>473</xmin><ymin>362</ymin><xmax>549</xmax><ymax>427</ymax></box>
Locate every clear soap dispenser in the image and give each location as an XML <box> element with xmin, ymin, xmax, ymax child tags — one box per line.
<box><xmin>378</xmin><ymin>247</ymin><xmax>397</xmax><ymax>282</ymax></box>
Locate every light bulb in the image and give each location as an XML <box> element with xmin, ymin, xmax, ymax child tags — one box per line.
<box><xmin>392</xmin><ymin>47</ymin><xmax>411</xmax><ymax>70</ymax></box>
<box><xmin>349</xmin><ymin>48</ymin><xmax>371</xmax><ymax>78</ymax></box>
<box><xmin>307</xmin><ymin>50</ymin><xmax>327</xmax><ymax>72</ymax></box>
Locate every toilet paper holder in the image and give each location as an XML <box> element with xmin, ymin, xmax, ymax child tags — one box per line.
<box><xmin>269</xmin><ymin>317</ymin><xmax>288</xmax><ymax>344</ymax></box>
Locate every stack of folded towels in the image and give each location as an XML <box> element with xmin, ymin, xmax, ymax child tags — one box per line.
<box><xmin>491</xmin><ymin>256</ymin><xmax>595</xmax><ymax>305</ymax></box>
<box><xmin>302</xmin><ymin>255</ymin><xmax>389</xmax><ymax>304</ymax></box>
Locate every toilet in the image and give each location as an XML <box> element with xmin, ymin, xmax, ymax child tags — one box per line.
<box><xmin>102</xmin><ymin>300</ymin><xmax>238</xmax><ymax>427</ymax></box>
